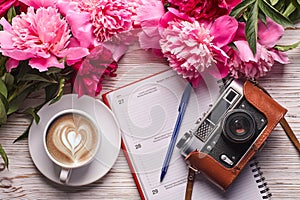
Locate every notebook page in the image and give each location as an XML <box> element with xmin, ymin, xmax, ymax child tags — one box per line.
<box><xmin>106</xmin><ymin>69</ymin><xmax>265</xmax><ymax>200</ymax></box>
<box><xmin>190</xmin><ymin>163</ymin><xmax>265</xmax><ymax>199</ymax></box>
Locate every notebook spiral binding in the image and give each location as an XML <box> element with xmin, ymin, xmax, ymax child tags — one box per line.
<box><xmin>249</xmin><ymin>160</ymin><xmax>272</xmax><ymax>199</ymax></box>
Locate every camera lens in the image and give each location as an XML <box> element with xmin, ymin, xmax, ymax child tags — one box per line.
<box><xmin>222</xmin><ymin>109</ymin><xmax>255</xmax><ymax>143</ymax></box>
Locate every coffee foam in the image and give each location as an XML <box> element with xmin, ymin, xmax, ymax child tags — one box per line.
<box><xmin>46</xmin><ymin>113</ymin><xmax>99</xmax><ymax>167</ymax></box>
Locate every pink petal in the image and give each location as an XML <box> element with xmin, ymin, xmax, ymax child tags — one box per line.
<box><xmin>160</xmin><ymin>8</ymin><xmax>194</xmax><ymax>28</ymax></box>
<box><xmin>56</xmin><ymin>0</ymin><xmax>78</xmax><ymax>16</ymax></box>
<box><xmin>226</xmin><ymin>0</ymin><xmax>243</xmax><ymax>10</ymax></box>
<box><xmin>141</xmin><ymin>26</ymin><xmax>160</xmax><ymax>37</ymax></box>
<box><xmin>138</xmin><ymin>31</ymin><xmax>161</xmax><ymax>49</ymax></box>
<box><xmin>234</xmin><ymin>40</ymin><xmax>256</xmax><ymax>62</ymax></box>
<box><xmin>0</xmin><ymin>31</ymin><xmax>14</xmax><ymax>48</ymax></box>
<box><xmin>63</xmin><ymin>47</ymin><xmax>89</xmax><ymax>66</ymax></box>
<box><xmin>65</xmin><ymin>47</ymin><xmax>89</xmax><ymax>61</ymax></box>
<box><xmin>258</xmin><ymin>17</ymin><xmax>284</xmax><ymax>48</ymax></box>
<box><xmin>207</xmin><ymin>62</ymin><xmax>229</xmax><ymax>79</ymax></box>
<box><xmin>0</xmin><ymin>17</ymin><xmax>12</xmax><ymax>32</ymax></box>
<box><xmin>19</xmin><ymin>0</ymin><xmax>56</xmax><ymax>9</ymax></box>
<box><xmin>210</xmin><ymin>15</ymin><xmax>238</xmax><ymax>48</ymax></box>
<box><xmin>234</xmin><ymin>22</ymin><xmax>246</xmax><ymax>41</ymax></box>
<box><xmin>29</xmin><ymin>55</ymin><xmax>65</xmax><ymax>72</ymax></box>
<box><xmin>167</xmin><ymin>8</ymin><xmax>194</xmax><ymax>22</ymax></box>
<box><xmin>269</xmin><ymin>49</ymin><xmax>289</xmax><ymax>64</ymax></box>
<box><xmin>5</xmin><ymin>58</ymin><xmax>19</xmax><ymax>72</ymax></box>
<box><xmin>216</xmin><ymin>62</ymin><xmax>230</xmax><ymax>78</ymax></box>
<box><xmin>136</xmin><ymin>0</ymin><xmax>164</xmax><ymax>28</ymax></box>
<box><xmin>103</xmin><ymin>43</ymin><xmax>128</xmax><ymax>62</ymax></box>
<box><xmin>66</xmin><ymin>10</ymin><xmax>96</xmax><ymax>48</ymax></box>
<box><xmin>209</xmin><ymin>48</ymin><xmax>230</xmax><ymax>78</ymax></box>
<box><xmin>68</xmin><ymin>37</ymin><xmax>81</xmax><ymax>48</ymax></box>
<box><xmin>1</xmin><ymin>49</ymin><xmax>35</xmax><ymax>60</ymax></box>
<box><xmin>189</xmin><ymin>76</ymin><xmax>202</xmax><ymax>88</ymax></box>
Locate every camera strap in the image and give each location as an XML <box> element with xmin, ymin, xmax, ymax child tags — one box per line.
<box><xmin>252</xmin><ymin>80</ymin><xmax>300</xmax><ymax>153</ymax></box>
<box><xmin>280</xmin><ymin>118</ymin><xmax>300</xmax><ymax>153</ymax></box>
<box><xmin>185</xmin><ymin>166</ymin><xmax>197</xmax><ymax>200</ymax></box>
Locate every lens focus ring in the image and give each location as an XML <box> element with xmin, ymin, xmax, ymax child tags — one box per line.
<box><xmin>222</xmin><ymin>109</ymin><xmax>256</xmax><ymax>143</ymax></box>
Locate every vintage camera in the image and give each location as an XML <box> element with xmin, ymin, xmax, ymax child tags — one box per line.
<box><xmin>176</xmin><ymin>78</ymin><xmax>287</xmax><ymax>190</ymax></box>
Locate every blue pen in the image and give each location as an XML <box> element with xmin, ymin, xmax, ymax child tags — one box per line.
<box><xmin>160</xmin><ymin>82</ymin><xmax>192</xmax><ymax>182</ymax></box>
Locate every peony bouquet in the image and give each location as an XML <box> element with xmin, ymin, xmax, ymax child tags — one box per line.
<box><xmin>0</xmin><ymin>0</ymin><xmax>299</xmax><ymax>166</ymax></box>
<box><xmin>136</xmin><ymin>0</ymin><xmax>299</xmax><ymax>87</ymax></box>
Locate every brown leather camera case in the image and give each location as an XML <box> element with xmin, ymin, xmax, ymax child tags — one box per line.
<box><xmin>185</xmin><ymin>81</ymin><xmax>287</xmax><ymax>190</ymax></box>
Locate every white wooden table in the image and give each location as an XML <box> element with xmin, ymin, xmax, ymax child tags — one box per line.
<box><xmin>0</xmin><ymin>26</ymin><xmax>300</xmax><ymax>199</ymax></box>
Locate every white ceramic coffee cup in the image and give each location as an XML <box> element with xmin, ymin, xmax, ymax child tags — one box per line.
<box><xmin>43</xmin><ymin>109</ymin><xmax>101</xmax><ymax>184</ymax></box>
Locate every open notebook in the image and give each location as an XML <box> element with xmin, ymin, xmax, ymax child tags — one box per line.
<box><xmin>103</xmin><ymin>69</ymin><xmax>271</xmax><ymax>200</ymax></box>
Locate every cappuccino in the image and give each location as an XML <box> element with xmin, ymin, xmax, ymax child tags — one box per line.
<box><xmin>46</xmin><ymin>112</ymin><xmax>99</xmax><ymax>168</ymax></box>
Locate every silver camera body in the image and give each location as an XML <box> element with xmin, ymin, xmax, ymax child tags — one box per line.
<box><xmin>177</xmin><ymin>79</ymin><xmax>268</xmax><ymax>168</ymax></box>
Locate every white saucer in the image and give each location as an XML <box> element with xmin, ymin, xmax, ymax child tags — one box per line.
<box><xmin>28</xmin><ymin>94</ymin><xmax>121</xmax><ymax>186</ymax></box>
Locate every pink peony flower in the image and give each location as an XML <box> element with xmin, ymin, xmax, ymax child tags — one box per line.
<box><xmin>73</xmin><ymin>45</ymin><xmax>118</xmax><ymax>97</ymax></box>
<box><xmin>137</xmin><ymin>4</ymin><xmax>195</xmax><ymax>53</ymax></box>
<box><xmin>57</xmin><ymin>0</ymin><xmax>133</xmax><ymax>44</ymax></box>
<box><xmin>0</xmin><ymin>6</ymin><xmax>89</xmax><ymax>72</ymax></box>
<box><xmin>228</xmin><ymin>18</ymin><xmax>289</xmax><ymax>79</ymax></box>
<box><xmin>228</xmin><ymin>41</ymin><xmax>288</xmax><ymax>79</ymax></box>
<box><xmin>160</xmin><ymin>15</ymin><xmax>238</xmax><ymax>87</ymax></box>
<box><xmin>167</xmin><ymin>0</ymin><xmax>242</xmax><ymax>21</ymax></box>
<box><xmin>56</xmin><ymin>0</ymin><xmax>135</xmax><ymax>63</ymax></box>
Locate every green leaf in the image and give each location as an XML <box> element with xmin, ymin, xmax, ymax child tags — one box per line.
<box><xmin>59</xmin><ymin>67</ymin><xmax>74</xmax><ymax>77</ymax></box>
<box><xmin>14</xmin><ymin>117</ymin><xmax>33</xmax><ymax>143</ymax></box>
<box><xmin>0</xmin><ymin>98</ymin><xmax>7</xmax><ymax>125</ymax></box>
<box><xmin>289</xmin><ymin>10</ymin><xmax>300</xmax><ymax>22</ymax></box>
<box><xmin>46</xmin><ymin>67</ymin><xmax>63</xmax><ymax>76</ymax></box>
<box><xmin>45</xmin><ymin>84</ymin><xmax>58</xmax><ymax>102</ymax></box>
<box><xmin>283</xmin><ymin>2</ymin><xmax>296</xmax><ymax>17</ymax></box>
<box><xmin>3</xmin><ymin>73</ymin><xmax>14</xmax><ymax>91</ymax></box>
<box><xmin>259</xmin><ymin>11</ymin><xmax>267</xmax><ymax>24</ymax></box>
<box><xmin>228</xmin><ymin>42</ymin><xmax>238</xmax><ymax>51</ymax></box>
<box><xmin>50</xmin><ymin>78</ymin><xmax>65</xmax><ymax>105</ymax></box>
<box><xmin>0</xmin><ymin>93</ymin><xmax>9</xmax><ymax>112</ymax></box>
<box><xmin>246</xmin><ymin>0</ymin><xmax>259</xmax><ymax>55</ymax></box>
<box><xmin>292</xmin><ymin>0</ymin><xmax>300</xmax><ymax>10</ymax></box>
<box><xmin>21</xmin><ymin>73</ymin><xmax>57</xmax><ymax>83</ymax></box>
<box><xmin>24</xmin><ymin>107</ymin><xmax>40</xmax><ymax>124</ymax></box>
<box><xmin>7</xmin><ymin>6</ymin><xmax>16</xmax><ymax>24</ymax></box>
<box><xmin>7</xmin><ymin>85</ymin><xmax>33</xmax><ymax>115</ymax></box>
<box><xmin>273</xmin><ymin>0</ymin><xmax>288</xmax><ymax>13</ymax></box>
<box><xmin>274</xmin><ymin>41</ymin><xmax>300</xmax><ymax>51</ymax></box>
<box><xmin>269</xmin><ymin>0</ymin><xmax>279</xmax><ymax>6</ymax></box>
<box><xmin>0</xmin><ymin>78</ymin><xmax>8</xmax><ymax>98</ymax></box>
<box><xmin>0</xmin><ymin>144</ymin><xmax>8</xmax><ymax>168</ymax></box>
<box><xmin>0</xmin><ymin>55</ymin><xmax>8</xmax><ymax>72</ymax></box>
<box><xmin>259</xmin><ymin>0</ymin><xmax>294</xmax><ymax>27</ymax></box>
<box><xmin>230</xmin><ymin>0</ymin><xmax>256</xmax><ymax>18</ymax></box>
<box><xmin>15</xmin><ymin>63</ymin><xmax>31</xmax><ymax>82</ymax></box>
<box><xmin>289</xmin><ymin>0</ymin><xmax>300</xmax><ymax>22</ymax></box>
<box><xmin>14</xmin><ymin>126</ymin><xmax>30</xmax><ymax>143</ymax></box>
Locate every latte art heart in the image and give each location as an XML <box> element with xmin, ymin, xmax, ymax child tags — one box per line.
<box><xmin>46</xmin><ymin>113</ymin><xmax>99</xmax><ymax>167</ymax></box>
<box><xmin>62</xmin><ymin>131</ymin><xmax>82</xmax><ymax>156</ymax></box>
